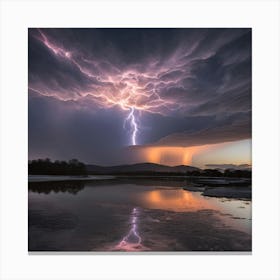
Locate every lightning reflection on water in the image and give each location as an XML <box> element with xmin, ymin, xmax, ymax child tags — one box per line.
<box><xmin>114</xmin><ymin>207</ymin><xmax>146</xmax><ymax>251</ymax></box>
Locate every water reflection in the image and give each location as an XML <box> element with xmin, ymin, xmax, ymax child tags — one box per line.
<box><xmin>28</xmin><ymin>179</ymin><xmax>251</xmax><ymax>251</ymax></box>
<box><xmin>29</xmin><ymin>181</ymin><xmax>85</xmax><ymax>195</ymax></box>
<box><xmin>114</xmin><ymin>207</ymin><xmax>146</xmax><ymax>251</ymax></box>
<box><xmin>140</xmin><ymin>188</ymin><xmax>218</xmax><ymax>212</ymax></box>
<box><xmin>139</xmin><ymin>188</ymin><xmax>251</xmax><ymax>234</ymax></box>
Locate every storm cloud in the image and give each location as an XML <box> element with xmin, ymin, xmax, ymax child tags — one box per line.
<box><xmin>28</xmin><ymin>28</ymin><xmax>251</xmax><ymax>164</ymax></box>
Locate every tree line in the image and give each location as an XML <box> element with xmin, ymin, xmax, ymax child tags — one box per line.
<box><xmin>186</xmin><ymin>169</ymin><xmax>251</xmax><ymax>178</ymax></box>
<box><xmin>28</xmin><ymin>158</ymin><xmax>251</xmax><ymax>178</ymax></box>
<box><xmin>28</xmin><ymin>158</ymin><xmax>87</xmax><ymax>175</ymax></box>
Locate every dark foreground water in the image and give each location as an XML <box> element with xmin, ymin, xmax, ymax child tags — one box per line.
<box><xmin>28</xmin><ymin>178</ymin><xmax>251</xmax><ymax>252</ymax></box>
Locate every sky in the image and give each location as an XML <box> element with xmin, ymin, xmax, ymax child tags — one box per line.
<box><xmin>28</xmin><ymin>28</ymin><xmax>251</xmax><ymax>168</ymax></box>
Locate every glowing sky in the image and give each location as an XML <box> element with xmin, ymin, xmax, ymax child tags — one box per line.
<box><xmin>28</xmin><ymin>28</ymin><xmax>251</xmax><ymax>167</ymax></box>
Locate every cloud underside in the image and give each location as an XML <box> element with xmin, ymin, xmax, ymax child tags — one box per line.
<box><xmin>154</xmin><ymin>120</ymin><xmax>251</xmax><ymax>146</ymax></box>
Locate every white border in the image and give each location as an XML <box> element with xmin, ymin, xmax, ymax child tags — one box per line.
<box><xmin>1</xmin><ymin>0</ymin><xmax>279</xmax><ymax>279</ymax></box>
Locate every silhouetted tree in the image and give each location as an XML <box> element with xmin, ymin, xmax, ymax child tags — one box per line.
<box><xmin>186</xmin><ymin>170</ymin><xmax>201</xmax><ymax>176</ymax></box>
<box><xmin>202</xmin><ymin>169</ymin><xmax>223</xmax><ymax>177</ymax></box>
<box><xmin>224</xmin><ymin>169</ymin><xmax>251</xmax><ymax>178</ymax></box>
<box><xmin>28</xmin><ymin>158</ymin><xmax>87</xmax><ymax>175</ymax></box>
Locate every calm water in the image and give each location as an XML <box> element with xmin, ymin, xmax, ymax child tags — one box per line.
<box><xmin>28</xmin><ymin>178</ymin><xmax>251</xmax><ymax>252</ymax></box>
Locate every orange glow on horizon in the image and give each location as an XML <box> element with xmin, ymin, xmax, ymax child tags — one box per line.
<box><xmin>125</xmin><ymin>139</ymin><xmax>251</xmax><ymax>168</ymax></box>
<box><xmin>139</xmin><ymin>145</ymin><xmax>210</xmax><ymax>166</ymax></box>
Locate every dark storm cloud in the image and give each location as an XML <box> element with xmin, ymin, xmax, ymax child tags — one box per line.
<box><xmin>28</xmin><ymin>28</ymin><xmax>251</xmax><ymax>163</ymax></box>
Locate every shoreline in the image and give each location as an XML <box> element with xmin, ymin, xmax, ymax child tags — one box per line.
<box><xmin>28</xmin><ymin>174</ymin><xmax>251</xmax><ymax>182</ymax></box>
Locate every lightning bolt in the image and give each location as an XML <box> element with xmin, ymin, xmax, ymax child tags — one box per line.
<box><xmin>30</xmin><ymin>29</ymin><xmax>184</xmax><ymax>146</ymax></box>
<box><xmin>124</xmin><ymin>107</ymin><xmax>138</xmax><ymax>145</ymax></box>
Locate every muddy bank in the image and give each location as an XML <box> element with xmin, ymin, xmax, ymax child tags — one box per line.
<box><xmin>202</xmin><ymin>187</ymin><xmax>251</xmax><ymax>199</ymax></box>
<box><xmin>183</xmin><ymin>177</ymin><xmax>251</xmax><ymax>199</ymax></box>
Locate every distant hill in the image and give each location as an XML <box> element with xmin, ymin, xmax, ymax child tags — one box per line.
<box><xmin>86</xmin><ymin>162</ymin><xmax>200</xmax><ymax>175</ymax></box>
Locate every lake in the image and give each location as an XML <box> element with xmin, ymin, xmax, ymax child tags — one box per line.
<box><xmin>28</xmin><ymin>177</ymin><xmax>251</xmax><ymax>252</ymax></box>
